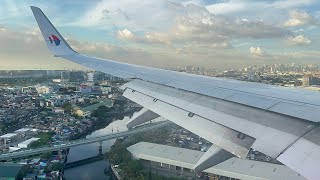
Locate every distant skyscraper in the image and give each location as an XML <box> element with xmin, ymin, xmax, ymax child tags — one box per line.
<box><xmin>86</xmin><ymin>72</ymin><xmax>94</xmax><ymax>82</ymax></box>
<box><xmin>302</xmin><ymin>75</ymin><xmax>312</xmax><ymax>86</ymax></box>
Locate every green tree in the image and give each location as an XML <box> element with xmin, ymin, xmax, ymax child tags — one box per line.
<box><xmin>62</xmin><ymin>103</ymin><xmax>73</xmax><ymax>114</ymax></box>
<box><xmin>51</xmin><ymin>162</ymin><xmax>64</xmax><ymax>171</ymax></box>
<box><xmin>30</xmin><ymin>132</ymin><xmax>54</xmax><ymax>148</ymax></box>
<box><xmin>120</xmin><ymin>160</ymin><xmax>144</xmax><ymax>179</ymax></box>
<box><xmin>40</xmin><ymin>152</ymin><xmax>51</xmax><ymax>159</ymax></box>
<box><xmin>106</xmin><ymin>139</ymin><xmax>131</xmax><ymax>164</ymax></box>
<box><xmin>45</xmin><ymin>162</ymin><xmax>64</xmax><ymax>172</ymax></box>
<box><xmin>91</xmin><ymin>105</ymin><xmax>109</xmax><ymax>120</ymax></box>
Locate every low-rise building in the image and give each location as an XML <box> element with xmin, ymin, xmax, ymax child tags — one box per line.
<box><xmin>79</xmin><ymin>85</ymin><xmax>91</xmax><ymax>94</ymax></box>
<box><xmin>36</xmin><ymin>86</ymin><xmax>53</xmax><ymax>94</ymax></box>
<box><xmin>74</xmin><ymin>99</ymin><xmax>113</xmax><ymax>117</ymax></box>
<box><xmin>54</xmin><ymin>107</ymin><xmax>65</xmax><ymax>114</ymax></box>
<box><xmin>0</xmin><ymin>133</ymin><xmax>18</xmax><ymax>146</ymax></box>
<box><xmin>18</xmin><ymin>138</ymin><xmax>40</xmax><ymax>148</ymax></box>
<box><xmin>14</xmin><ymin>128</ymin><xmax>32</xmax><ymax>137</ymax></box>
<box><xmin>127</xmin><ymin>142</ymin><xmax>306</xmax><ymax>180</ymax></box>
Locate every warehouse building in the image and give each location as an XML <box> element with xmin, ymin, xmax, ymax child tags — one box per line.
<box><xmin>127</xmin><ymin>142</ymin><xmax>306</xmax><ymax>180</ymax></box>
<box><xmin>17</xmin><ymin>138</ymin><xmax>40</xmax><ymax>149</ymax></box>
<box><xmin>0</xmin><ymin>133</ymin><xmax>17</xmax><ymax>146</ymax></box>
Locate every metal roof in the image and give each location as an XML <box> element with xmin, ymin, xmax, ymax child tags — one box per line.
<box><xmin>127</xmin><ymin>142</ymin><xmax>306</xmax><ymax>180</ymax></box>
<box><xmin>79</xmin><ymin>99</ymin><xmax>113</xmax><ymax>112</ymax></box>
<box><xmin>0</xmin><ymin>133</ymin><xmax>17</xmax><ymax>139</ymax></box>
<box><xmin>128</xmin><ymin>142</ymin><xmax>203</xmax><ymax>169</ymax></box>
<box><xmin>14</xmin><ymin>128</ymin><xmax>31</xmax><ymax>133</ymax></box>
<box><xmin>18</xmin><ymin>138</ymin><xmax>40</xmax><ymax>146</ymax></box>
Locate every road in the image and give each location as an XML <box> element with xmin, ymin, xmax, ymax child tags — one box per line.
<box><xmin>0</xmin><ymin>121</ymin><xmax>170</xmax><ymax>160</ymax></box>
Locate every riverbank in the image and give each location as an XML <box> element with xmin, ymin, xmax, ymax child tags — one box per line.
<box><xmin>65</xmin><ymin>155</ymin><xmax>105</xmax><ymax>169</ymax></box>
<box><xmin>64</xmin><ymin>160</ymin><xmax>111</xmax><ymax>180</ymax></box>
<box><xmin>110</xmin><ymin>164</ymin><xmax>121</xmax><ymax>180</ymax></box>
<box><xmin>70</xmin><ymin>107</ymin><xmax>140</xmax><ymax>140</ymax></box>
<box><xmin>64</xmin><ymin>116</ymin><xmax>138</xmax><ymax>180</ymax></box>
<box><xmin>106</xmin><ymin>126</ymin><xmax>179</xmax><ymax>179</ymax></box>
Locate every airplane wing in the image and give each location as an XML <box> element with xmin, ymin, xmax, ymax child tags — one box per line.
<box><xmin>31</xmin><ymin>6</ymin><xmax>320</xmax><ymax>180</ymax></box>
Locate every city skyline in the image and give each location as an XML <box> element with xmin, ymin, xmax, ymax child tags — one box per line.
<box><xmin>0</xmin><ymin>0</ymin><xmax>320</xmax><ymax>70</ymax></box>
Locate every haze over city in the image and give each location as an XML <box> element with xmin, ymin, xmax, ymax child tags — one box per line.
<box><xmin>0</xmin><ymin>0</ymin><xmax>320</xmax><ymax>70</ymax></box>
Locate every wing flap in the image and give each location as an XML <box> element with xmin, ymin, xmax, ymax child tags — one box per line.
<box><xmin>277</xmin><ymin>126</ymin><xmax>320</xmax><ymax>180</ymax></box>
<box><xmin>122</xmin><ymin>86</ymin><xmax>256</xmax><ymax>158</ymax></box>
<box><xmin>121</xmin><ymin>80</ymin><xmax>315</xmax><ymax>158</ymax></box>
<box><xmin>126</xmin><ymin>108</ymin><xmax>159</xmax><ymax>129</ymax></box>
<box><xmin>269</xmin><ymin>102</ymin><xmax>320</xmax><ymax>121</ymax></box>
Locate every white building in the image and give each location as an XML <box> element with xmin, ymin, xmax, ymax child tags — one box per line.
<box><xmin>54</xmin><ymin>107</ymin><xmax>65</xmax><ymax>114</ymax></box>
<box><xmin>14</xmin><ymin>128</ymin><xmax>31</xmax><ymax>137</ymax></box>
<box><xmin>101</xmin><ymin>86</ymin><xmax>112</xmax><ymax>94</ymax></box>
<box><xmin>9</xmin><ymin>147</ymin><xmax>21</xmax><ymax>152</ymax></box>
<box><xmin>18</xmin><ymin>138</ymin><xmax>40</xmax><ymax>148</ymax></box>
<box><xmin>52</xmin><ymin>79</ymin><xmax>61</xmax><ymax>83</ymax></box>
<box><xmin>86</xmin><ymin>72</ymin><xmax>94</xmax><ymax>82</ymax></box>
<box><xmin>36</xmin><ymin>86</ymin><xmax>53</xmax><ymax>94</ymax></box>
<box><xmin>0</xmin><ymin>133</ymin><xmax>17</xmax><ymax>146</ymax></box>
<box><xmin>127</xmin><ymin>142</ymin><xmax>306</xmax><ymax>180</ymax></box>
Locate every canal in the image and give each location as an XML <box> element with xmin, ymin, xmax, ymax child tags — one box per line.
<box><xmin>64</xmin><ymin>117</ymin><xmax>131</xmax><ymax>180</ymax></box>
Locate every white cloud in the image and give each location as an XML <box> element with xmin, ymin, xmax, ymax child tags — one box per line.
<box><xmin>0</xmin><ymin>25</ymin><xmax>7</xmax><ymax>31</ymax></box>
<box><xmin>144</xmin><ymin>32</ymin><xmax>170</xmax><ymax>45</ymax></box>
<box><xmin>2</xmin><ymin>25</ymin><xmax>319</xmax><ymax>70</ymax></box>
<box><xmin>2</xmin><ymin>0</ymin><xmax>320</xmax><ymax>70</ymax></box>
<box><xmin>205</xmin><ymin>0</ymin><xmax>318</xmax><ymax>27</ymax></box>
<box><xmin>206</xmin><ymin>1</ymin><xmax>247</xmax><ymax>15</ymax></box>
<box><xmin>73</xmin><ymin>1</ymin><xmax>289</xmax><ymax>44</ymax></box>
<box><xmin>272</xmin><ymin>0</ymin><xmax>316</xmax><ymax>9</ymax></box>
<box><xmin>287</xmin><ymin>35</ymin><xmax>311</xmax><ymax>46</ymax></box>
<box><xmin>117</xmin><ymin>29</ymin><xmax>135</xmax><ymax>40</ymax></box>
<box><xmin>250</xmin><ymin>47</ymin><xmax>266</xmax><ymax>57</ymax></box>
<box><xmin>71</xmin><ymin>0</ymin><xmax>182</xmax><ymax>31</ymax></box>
<box><xmin>0</xmin><ymin>0</ymin><xmax>29</xmax><ymax>18</ymax></box>
<box><xmin>123</xmin><ymin>4</ymin><xmax>289</xmax><ymax>49</ymax></box>
<box><xmin>284</xmin><ymin>10</ymin><xmax>317</xmax><ymax>27</ymax></box>
<box><xmin>206</xmin><ymin>0</ymin><xmax>316</xmax><ymax>15</ymax></box>
<box><xmin>0</xmin><ymin>26</ymin><xmax>87</xmax><ymax>70</ymax></box>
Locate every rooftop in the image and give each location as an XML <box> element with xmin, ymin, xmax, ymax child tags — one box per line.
<box><xmin>80</xmin><ymin>99</ymin><xmax>113</xmax><ymax>112</ymax></box>
<box><xmin>18</xmin><ymin>138</ymin><xmax>40</xmax><ymax>146</ymax></box>
<box><xmin>0</xmin><ymin>133</ymin><xmax>17</xmax><ymax>139</ymax></box>
<box><xmin>14</xmin><ymin>128</ymin><xmax>31</xmax><ymax>133</ymax></box>
<box><xmin>127</xmin><ymin>142</ymin><xmax>306</xmax><ymax>180</ymax></box>
<box><xmin>127</xmin><ymin>141</ymin><xmax>202</xmax><ymax>168</ymax></box>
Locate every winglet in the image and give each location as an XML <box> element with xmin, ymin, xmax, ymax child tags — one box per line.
<box><xmin>30</xmin><ymin>6</ymin><xmax>78</xmax><ymax>57</ymax></box>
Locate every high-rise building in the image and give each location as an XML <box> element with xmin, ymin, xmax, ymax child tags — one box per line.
<box><xmin>302</xmin><ymin>75</ymin><xmax>313</xmax><ymax>86</ymax></box>
<box><xmin>86</xmin><ymin>72</ymin><xmax>95</xmax><ymax>82</ymax></box>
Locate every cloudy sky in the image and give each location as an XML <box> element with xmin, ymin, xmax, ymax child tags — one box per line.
<box><xmin>0</xmin><ymin>0</ymin><xmax>319</xmax><ymax>70</ymax></box>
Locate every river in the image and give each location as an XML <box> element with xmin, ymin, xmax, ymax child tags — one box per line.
<box><xmin>64</xmin><ymin>116</ymin><xmax>131</xmax><ymax>180</ymax></box>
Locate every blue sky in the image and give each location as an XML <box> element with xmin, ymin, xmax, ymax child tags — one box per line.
<box><xmin>0</xmin><ymin>0</ymin><xmax>319</xmax><ymax>70</ymax></box>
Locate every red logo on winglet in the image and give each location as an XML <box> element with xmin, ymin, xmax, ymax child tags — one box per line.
<box><xmin>48</xmin><ymin>35</ymin><xmax>60</xmax><ymax>46</ymax></box>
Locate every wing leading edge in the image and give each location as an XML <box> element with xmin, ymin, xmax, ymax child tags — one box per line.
<box><xmin>31</xmin><ymin>6</ymin><xmax>320</xmax><ymax>180</ymax></box>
